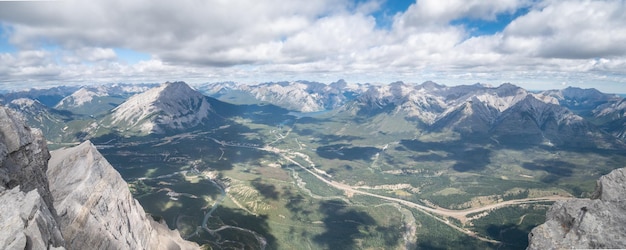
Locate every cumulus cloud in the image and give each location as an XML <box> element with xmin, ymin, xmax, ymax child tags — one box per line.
<box><xmin>500</xmin><ymin>0</ymin><xmax>626</xmax><ymax>59</ymax></box>
<box><xmin>0</xmin><ymin>0</ymin><xmax>625</xmax><ymax>92</ymax></box>
<box><xmin>395</xmin><ymin>0</ymin><xmax>528</xmax><ymax>28</ymax></box>
<box><xmin>1</xmin><ymin>0</ymin><xmax>345</xmax><ymax>64</ymax></box>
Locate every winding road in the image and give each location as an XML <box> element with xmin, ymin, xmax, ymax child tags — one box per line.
<box><xmin>275</xmin><ymin>148</ymin><xmax>571</xmax><ymax>243</ymax></box>
<box><xmin>210</xmin><ymin>136</ymin><xmax>570</xmax><ymax>243</ymax></box>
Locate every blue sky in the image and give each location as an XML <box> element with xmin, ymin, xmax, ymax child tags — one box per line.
<box><xmin>1</xmin><ymin>0</ymin><xmax>626</xmax><ymax>93</ymax></box>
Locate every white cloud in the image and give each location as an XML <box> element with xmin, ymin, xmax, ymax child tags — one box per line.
<box><xmin>281</xmin><ymin>14</ymin><xmax>381</xmax><ymax>62</ymax></box>
<box><xmin>73</xmin><ymin>47</ymin><xmax>117</xmax><ymax>62</ymax></box>
<box><xmin>0</xmin><ymin>0</ymin><xmax>625</xmax><ymax>93</ymax></box>
<box><xmin>501</xmin><ymin>0</ymin><xmax>626</xmax><ymax>59</ymax></box>
<box><xmin>394</xmin><ymin>0</ymin><xmax>528</xmax><ymax>28</ymax></box>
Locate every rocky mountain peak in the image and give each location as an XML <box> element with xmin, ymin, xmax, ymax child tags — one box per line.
<box><xmin>160</xmin><ymin>81</ymin><xmax>201</xmax><ymax>96</ymax></box>
<box><xmin>494</xmin><ymin>83</ymin><xmax>524</xmax><ymax>96</ymax></box>
<box><xmin>9</xmin><ymin>98</ymin><xmax>47</xmax><ymax>113</ymax></box>
<box><xmin>111</xmin><ymin>81</ymin><xmax>212</xmax><ymax>134</ymax></box>
<box><xmin>541</xmin><ymin>86</ymin><xmax>615</xmax><ymax>110</ymax></box>
<box><xmin>561</xmin><ymin>86</ymin><xmax>605</xmax><ymax>100</ymax></box>
<box><xmin>241</xmin><ymin>81</ymin><xmax>340</xmax><ymax>112</ymax></box>
<box><xmin>329</xmin><ymin>79</ymin><xmax>348</xmax><ymax>89</ymax></box>
<box><xmin>431</xmin><ymin>97</ymin><xmax>499</xmax><ymax>133</ymax></box>
<box><xmin>419</xmin><ymin>81</ymin><xmax>445</xmax><ymax>91</ymax></box>
<box><xmin>500</xmin><ymin>94</ymin><xmax>583</xmax><ymax>128</ymax></box>
<box><xmin>55</xmin><ymin>87</ymin><xmax>103</xmax><ymax>108</ymax></box>
<box><xmin>388</xmin><ymin>81</ymin><xmax>406</xmax><ymax>88</ymax></box>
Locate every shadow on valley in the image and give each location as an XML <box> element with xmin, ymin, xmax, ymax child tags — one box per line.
<box><xmin>522</xmin><ymin>159</ymin><xmax>574</xmax><ymax>183</ymax></box>
<box><xmin>400</xmin><ymin>139</ymin><xmax>491</xmax><ymax>172</ymax></box>
<box><xmin>282</xmin><ymin>188</ymin><xmax>313</xmax><ymax>222</ymax></box>
<box><xmin>207</xmin><ymin>97</ymin><xmax>296</xmax><ymax>126</ymax></box>
<box><xmin>313</xmin><ymin>200</ymin><xmax>401</xmax><ymax>249</ymax></box>
<box><xmin>451</xmin><ymin>147</ymin><xmax>491</xmax><ymax>172</ymax></box>
<box><xmin>191</xmin><ymin>206</ymin><xmax>277</xmax><ymax>249</ymax></box>
<box><xmin>316</xmin><ymin>144</ymin><xmax>379</xmax><ymax>161</ymax></box>
<box><xmin>92</xmin><ymin>122</ymin><xmax>269</xmax><ymax>177</ymax></box>
<box><xmin>484</xmin><ymin>224</ymin><xmax>534</xmax><ymax>250</ymax></box>
<box><xmin>315</xmin><ymin>135</ymin><xmax>366</xmax><ymax>145</ymax></box>
<box><xmin>251</xmin><ymin>178</ymin><xmax>279</xmax><ymax>200</ymax></box>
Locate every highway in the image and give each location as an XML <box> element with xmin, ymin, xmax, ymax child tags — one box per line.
<box><xmin>210</xmin><ymin>135</ymin><xmax>570</xmax><ymax>244</ymax></box>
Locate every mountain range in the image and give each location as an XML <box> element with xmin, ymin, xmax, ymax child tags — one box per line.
<box><xmin>2</xmin><ymin>80</ymin><xmax>626</xmax><ymax>249</ymax></box>
<box><xmin>2</xmin><ymin>81</ymin><xmax>625</xmax><ymax>150</ymax></box>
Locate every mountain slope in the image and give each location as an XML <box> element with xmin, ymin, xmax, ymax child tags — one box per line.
<box><xmin>8</xmin><ymin>98</ymin><xmax>74</xmax><ymax>142</ymax></box>
<box><xmin>47</xmin><ymin>141</ymin><xmax>198</xmax><ymax>249</ymax></box>
<box><xmin>109</xmin><ymin>81</ymin><xmax>214</xmax><ymax>135</ymax></box>
<box><xmin>345</xmin><ymin>81</ymin><xmax>447</xmax><ymax>124</ymax></box>
<box><xmin>55</xmin><ymin>84</ymin><xmax>156</xmax><ymax>115</ymax></box>
<box><xmin>492</xmin><ymin>95</ymin><xmax>616</xmax><ymax>148</ymax></box>
<box><xmin>199</xmin><ymin>80</ymin><xmax>365</xmax><ymax>112</ymax></box>
<box><xmin>591</xmin><ymin>98</ymin><xmax>626</xmax><ymax>140</ymax></box>
<box><xmin>430</xmin><ymin>84</ymin><xmax>531</xmax><ymax>135</ymax></box>
<box><xmin>541</xmin><ymin>87</ymin><xmax>618</xmax><ymax>116</ymax></box>
<box><xmin>430</xmin><ymin>97</ymin><xmax>501</xmax><ymax>134</ymax></box>
<box><xmin>337</xmin><ymin>82</ymin><xmax>622</xmax><ymax>148</ymax></box>
<box><xmin>0</xmin><ymin>85</ymin><xmax>79</xmax><ymax>107</ymax></box>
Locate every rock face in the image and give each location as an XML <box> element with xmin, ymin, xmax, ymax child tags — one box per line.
<box><xmin>0</xmin><ymin>106</ymin><xmax>54</xmax><ymax>208</ymax></box>
<box><xmin>0</xmin><ymin>106</ymin><xmax>65</xmax><ymax>249</ymax></box>
<box><xmin>47</xmin><ymin>141</ymin><xmax>198</xmax><ymax>250</ymax></box>
<box><xmin>527</xmin><ymin>167</ymin><xmax>626</xmax><ymax>249</ymax></box>
<box><xmin>0</xmin><ymin>187</ymin><xmax>65</xmax><ymax>249</ymax></box>
<box><xmin>0</xmin><ymin>104</ymin><xmax>198</xmax><ymax>250</ymax></box>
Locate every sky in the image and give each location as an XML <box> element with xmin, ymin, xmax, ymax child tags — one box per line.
<box><xmin>1</xmin><ymin>0</ymin><xmax>626</xmax><ymax>93</ymax></box>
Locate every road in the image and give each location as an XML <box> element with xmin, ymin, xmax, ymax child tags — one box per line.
<box><xmin>266</xmin><ymin>145</ymin><xmax>568</xmax><ymax>220</ymax></box>
<box><xmin>210</xmin><ymin>136</ymin><xmax>570</xmax><ymax>243</ymax></box>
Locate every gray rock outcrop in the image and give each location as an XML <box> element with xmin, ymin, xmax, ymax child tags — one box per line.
<box><xmin>0</xmin><ymin>106</ymin><xmax>55</xmax><ymax>209</ymax></box>
<box><xmin>0</xmin><ymin>187</ymin><xmax>65</xmax><ymax>249</ymax></box>
<box><xmin>47</xmin><ymin>140</ymin><xmax>198</xmax><ymax>250</ymax></box>
<box><xmin>527</xmin><ymin>167</ymin><xmax>626</xmax><ymax>249</ymax></box>
<box><xmin>0</xmin><ymin>106</ymin><xmax>65</xmax><ymax>249</ymax></box>
<box><xmin>1</xmin><ymin>105</ymin><xmax>198</xmax><ymax>250</ymax></box>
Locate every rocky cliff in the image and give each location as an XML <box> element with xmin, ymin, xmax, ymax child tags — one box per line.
<box><xmin>47</xmin><ymin>141</ymin><xmax>198</xmax><ymax>249</ymax></box>
<box><xmin>0</xmin><ymin>106</ymin><xmax>65</xmax><ymax>249</ymax></box>
<box><xmin>527</xmin><ymin>167</ymin><xmax>626</xmax><ymax>249</ymax></box>
<box><xmin>0</xmin><ymin>105</ymin><xmax>198</xmax><ymax>249</ymax></box>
